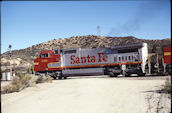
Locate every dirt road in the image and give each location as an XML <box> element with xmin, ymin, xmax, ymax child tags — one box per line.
<box><xmin>1</xmin><ymin>76</ymin><xmax>171</xmax><ymax>113</ymax></box>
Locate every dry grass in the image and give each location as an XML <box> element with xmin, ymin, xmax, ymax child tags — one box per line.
<box><xmin>36</xmin><ymin>75</ymin><xmax>52</xmax><ymax>84</ymax></box>
<box><xmin>146</xmin><ymin>77</ymin><xmax>171</xmax><ymax>113</ymax></box>
<box><xmin>2</xmin><ymin>73</ymin><xmax>35</xmax><ymax>94</ymax></box>
<box><xmin>2</xmin><ymin>73</ymin><xmax>52</xmax><ymax>94</ymax></box>
<box><xmin>160</xmin><ymin>76</ymin><xmax>171</xmax><ymax>94</ymax></box>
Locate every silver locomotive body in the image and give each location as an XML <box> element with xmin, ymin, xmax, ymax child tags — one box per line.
<box><xmin>60</xmin><ymin>43</ymin><xmax>148</xmax><ymax>77</ymax></box>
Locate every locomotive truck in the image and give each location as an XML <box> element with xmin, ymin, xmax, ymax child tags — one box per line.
<box><xmin>34</xmin><ymin>43</ymin><xmax>149</xmax><ymax>79</ymax></box>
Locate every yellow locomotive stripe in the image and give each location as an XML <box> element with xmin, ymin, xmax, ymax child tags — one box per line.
<box><xmin>34</xmin><ymin>62</ymin><xmax>39</xmax><ymax>65</ymax></box>
<box><xmin>164</xmin><ymin>52</ymin><xmax>171</xmax><ymax>56</ymax></box>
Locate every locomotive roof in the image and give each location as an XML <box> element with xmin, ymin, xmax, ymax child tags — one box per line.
<box><xmin>61</xmin><ymin>43</ymin><xmax>145</xmax><ymax>51</ymax></box>
<box><xmin>40</xmin><ymin>50</ymin><xmax>54</xmax><ymax>54</ymax></box>
<box><xmin>110</xmin><ymin>43</ymin><xmax>144</xmax><ymax>49</ymax></box>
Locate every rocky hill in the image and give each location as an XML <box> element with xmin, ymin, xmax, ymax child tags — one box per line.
<box><xmin>1</xmin><ymin>35</ymin><xmax>171</xmax><ymax>70</ymax></box>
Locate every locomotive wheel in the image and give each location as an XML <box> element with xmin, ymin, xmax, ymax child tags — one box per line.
<box><xmin>108</xmin><ymin>72</ymin><xmax>114</xmax><ymax>77</ymax></box>
<box><xmin>113</xmin><ymin>74</ymin><xmax>118</xmax><ymax>77</ymax></box>
<box><xmin>125</xmin><ymin>73</ymin><xmax>131</xmax><ymax>77</ymax></box>
<box><xmin>108</xmin><ymin>72</ymin><xmax>117</xmax><ymax>77</ymax></box>
<box><xmin>52</xmin><ymin>73</ymin><xmax>57</xmax><ymax>80</ymax></box>
<box><xmin>138</xmin><ymin>73</ymin><xmax>145</xmax><ymax>77</ymax></box>
<box><xmin>53</xmin><ymin>76</ymin><xmax>57</xmax><ymax>80</ymax></box>
<box><xmin>58</xmin><ymin>76</ymin><xmax>62</xmax><ymax>79</ymax></box>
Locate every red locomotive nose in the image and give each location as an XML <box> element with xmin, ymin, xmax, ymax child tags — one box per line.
<box><xmin>33</xmin><ymin>50</ymin><xmax>61</xmax><ymax>72</ymax></box>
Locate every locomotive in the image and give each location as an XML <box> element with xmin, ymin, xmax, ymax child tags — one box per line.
<box><xmin>34</xmin><ymin>43</ymin><xmax>150</xmax><ymax>79</ymax></box>
<box><xmin>163</xmin><ymin>45</ymin><xmax>171</xmax><ymax>75</ymax></box>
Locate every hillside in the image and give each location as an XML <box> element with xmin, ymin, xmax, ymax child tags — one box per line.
<box><xmin>1</xmin><ymin>35</ymin><xmax>171</xmax><ymax>70</ymax></box>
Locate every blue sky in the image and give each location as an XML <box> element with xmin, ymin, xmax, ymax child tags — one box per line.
<box><xmin>1</xmin><ymin>1</ymin><xmax>171</xmax><ymax>53</ymax></box>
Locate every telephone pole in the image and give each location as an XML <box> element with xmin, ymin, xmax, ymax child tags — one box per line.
<box><xmin>8</xmin><ymin>45</ymin><xmax>12</xmax><ymax>76</ymax></box>
<box><xmin>97</xmin><ymin>25</ymin><xmax>101</xmax><ymax>36</ymax></box>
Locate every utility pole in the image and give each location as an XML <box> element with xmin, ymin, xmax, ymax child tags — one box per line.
<box><xmin>97</xmin><ymin>25</ymin><xmax>101</xmax><ymax>36</ymax></box>
<box><xmin>8</xmin><ymin>45</ymin><xmax>12</xmax><ymax>76</ymax></box>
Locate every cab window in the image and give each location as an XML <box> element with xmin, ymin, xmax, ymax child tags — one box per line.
<box><xmin>40</xmin><ymin>53</ymin><xmax>49</xmax><ymax>58</ymax></box>
<box><xmin>114</xmin><ymin>57</ymin><xmax>117</xmax><ymax>62</ymax></box>
<box><xmin>54</xmin><ymin>50</ymin><xmax>58</xmax><ymax>54</ymax></box>
<box><xmin>122</xmin><ymin>56</ymin><xmax>124</xmax><ymax>60</ymax></box>
<box><xmin>128</xmin><ymin>56</ymin><xmax>131</xmax><ymax>60</ymax></box>
<box><xmin>118</xmin><ymin>57</ymin><xmax>121</xmax><ymax>62</ymax></box>
<box><xmin>125</xmin><ymin>56</ymin><xmax>127</xmax><ymax>60</ymax></box>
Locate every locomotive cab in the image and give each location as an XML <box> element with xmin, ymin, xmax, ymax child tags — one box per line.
<box><xmin>34</xmin><ymin>50</ymin><xmax>61</xmax><ymax>73</ymax></box>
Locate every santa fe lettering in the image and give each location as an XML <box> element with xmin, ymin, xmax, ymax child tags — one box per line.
<box><xmin>70</xmin><ymin>52</ymin><xmax>108</xmax><ymax>64</ymax></box>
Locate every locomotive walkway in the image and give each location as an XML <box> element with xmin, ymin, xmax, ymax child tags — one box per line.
<box><xmin>1</xmin><ymin>75</ymin><xmax>170</xmax><ymax>113</ymax></box>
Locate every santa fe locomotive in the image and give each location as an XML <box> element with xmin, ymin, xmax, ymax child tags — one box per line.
<box><xmin>33</xmin><ymin>43</ymin><xmax>171</xmax><ymax>79</ymax></box>
<box><xmin>163</xmin><ymin>45</ymin><xmax>171</xmax><ymax>75</ymax></box>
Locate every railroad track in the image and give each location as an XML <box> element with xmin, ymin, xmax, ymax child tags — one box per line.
<box><xmin>61</xmin><ymin>74</ymin><xmax>171</xmax><ymax>80</ymax></box>
<box><xmin>113</xmin><ymin>75</ymin><xmax>170</xmax><ymax>80</ymax></box>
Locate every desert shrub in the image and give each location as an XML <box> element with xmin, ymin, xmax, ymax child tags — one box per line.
<box><xmin>2</xmin><ymin>73</ymin><xmax>36</xmax><ymax>94</ymax></box>
<box><xmin>14</xmin><ymin>73</ymin><xmax>36</xmax><ymax>88</ymax></box>
<box><xmin>2</xmin><ymin>84</ymin><xmax>17</xmax><ymax>94</ymax></box>
<box><xmin>36</xmin><ymin>75</ymin><xmax>52</xmax><ymax>84</ymax></box>
<box><xmin>2</xmin><ymin>73</ymin><xmax>52</xmax><ymax>94</ymax></box>
<box><xmin>160</xmin><ymin>77</ymin><xmax>171</xmax><ymax>94</ymax></box>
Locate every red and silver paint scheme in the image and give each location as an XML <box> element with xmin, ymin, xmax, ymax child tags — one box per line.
<box><xmin>34</xmin><ymin>50</ymin><xmax>61</xmax><ymax>72</ymax></box>
<box><xmin>34</xmin><ymin>43</ymin><xmax>148</xmax><ymax>79</ymax></box>
<box><xmin>163</xmin><ymin>45</ymin><xmax>171</xmax><ymax>75</ymax></box>
<box><xmin>164</xmin><ymin>45</ymin><xmax>171</xmax><ymax>65</ymax></box>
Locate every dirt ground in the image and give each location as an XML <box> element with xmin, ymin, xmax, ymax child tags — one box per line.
<box><xmin>1</xmin><ymin>75</ymin><xmax>171</xmax><ymax>113</ymax></box>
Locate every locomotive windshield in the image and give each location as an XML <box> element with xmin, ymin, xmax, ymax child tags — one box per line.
<box><xmin>54</xmin><ymin>50</ymin><xmax>59</xmax><ymax>54</ymax></box>
<box><xmin>40</xmin><ymin>53</ymin><xmax>49</xmax><ymax>58</ymax></box>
